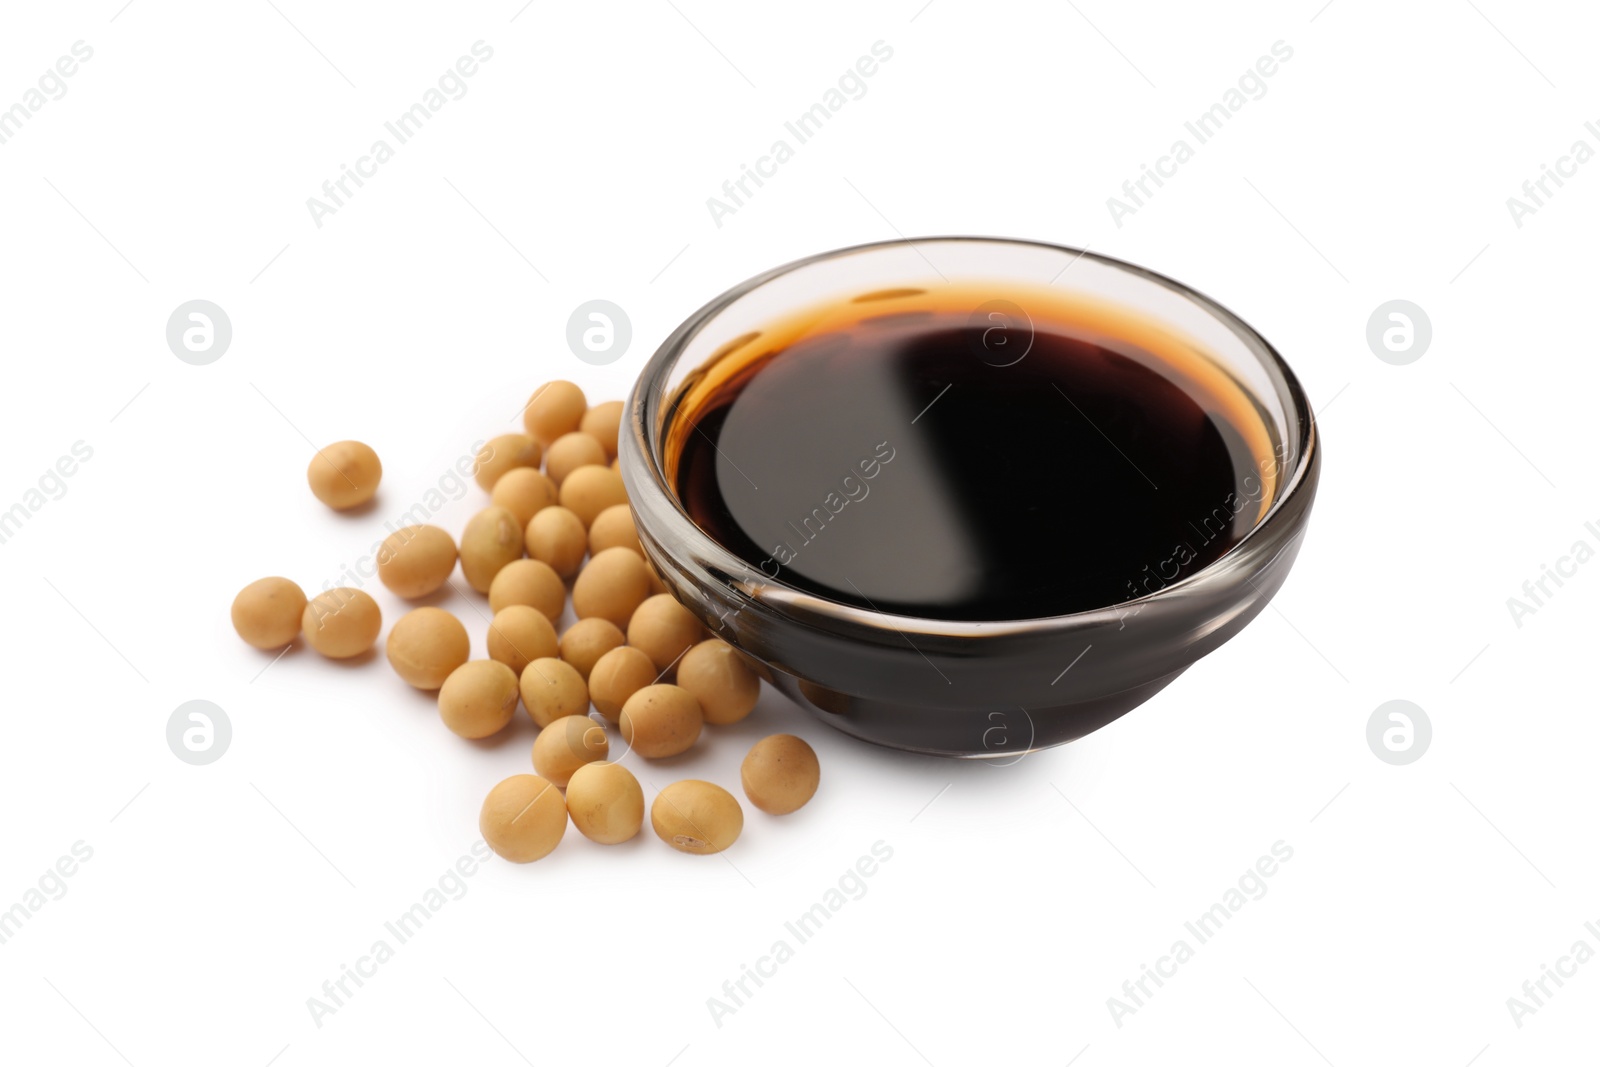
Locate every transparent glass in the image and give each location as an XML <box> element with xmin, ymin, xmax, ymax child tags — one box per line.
<box><xmin>620</xmin><ymin>237</ymin><xmax>1321</xmax><ymax>757</ymax></box>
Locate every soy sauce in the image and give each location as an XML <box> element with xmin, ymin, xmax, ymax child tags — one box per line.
<box><xmin>671</xmin><ymin>289</ymin><xmax>1273</xmax><ymax>621</ymax></box>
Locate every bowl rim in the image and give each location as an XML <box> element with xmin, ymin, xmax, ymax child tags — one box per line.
<box><xmin>623</xmin><ymin>235</ymin><xmax>1319</xmax><ymax>638</ymax></box>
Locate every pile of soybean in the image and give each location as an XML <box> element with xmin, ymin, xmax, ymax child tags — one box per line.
<box><xmin>230</xmin><ymin>381</ymin><xmax>819</xmax><ymax>863</ymax></box>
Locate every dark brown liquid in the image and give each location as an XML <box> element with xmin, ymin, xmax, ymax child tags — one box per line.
<box><xmin>671</xmin><ymin>291</ymin><xmax>1272</xmax><ymax>621</ymax></box>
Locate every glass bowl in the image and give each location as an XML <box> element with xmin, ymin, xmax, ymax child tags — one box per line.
<box><xmin>620</xmin><ymin>237</ymin><xmax>1320</xmax><ymax>758</ymax></box>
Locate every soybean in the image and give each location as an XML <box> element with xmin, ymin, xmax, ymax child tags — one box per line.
<box><xmin>565</xmin><ymin>762</ymin><xmax>644</xmax><ymax>844</ymax></box>
<box><xmin>559</xmin><ymin>464</ymin><xmax>627</xmax><ymax>528</ymax></box>
<box><xmin>519</xmin><ymin>657</ymin><xmax>589</xmax><ymax>729</ymax></box>
<box><xmin>627</xmin><ymin>594</ymin><xmax>702</xmax><ymax>672</ymax></box>
<box><xmin>572</xmin><ymin>547</ymin><xmax>650</xmax><ymax>629</ymax></box>
<box><xmin>545</xmin><ymin>432</ymin><xmax>607</xmax><ymax>487</ymax></box>
<box><xmin>525</xmin><ymin>506</ymin><xmax>588</xmax><ymax>579</ymax></box>
<box><xmin>620</xmin><ymin>684</ymin><xmax>702</xmax><ymax>759</ymax></box>
<box><xmin>302</xmin><ymin>588</ymin><xmax>382</xmax><ymax>659</ymax></box>
<box><xmin>740</xmin><ymin>734</ymin><xmax>820</xmax><ymax>815</ymax></box>
<box><xmin>579</xmin><ymin>400</ymin><xmax>624</xmax><ymax>459</ymax></box>
<box><xmin>651</xmin><ymin>780</ymin><xmax>742</xmax><ymax>855</ymax></box>
<box><xmin>558</xmin><ymin>617</ymin><xmax>625</xmax><ymax>681</ymax></box>
<box><xmin>676</xmin><ymin>639</ymin><xmax>760</xmax><ymax>725</ymax></box>
<box><xmin>588</xmin><ymin>645</ymin><xmax>657</xmax><ymax>723</ymax></box>
<box><xmin>474</xmin><ymin>433</ymin><xmax>543</xmax><ymax>491</ymax></box>
<box><xmin>377</xmin><ymin>525</ymin><xmax>457</xmax><ymax>598</ymax></box>
<box><xmin>386</xmin><ymin>607</ymin><xmax>470</xmax><ymax>689</ymax></box>
<box><xmin>438</xmin><ymin>660</ymin><xmax>520</xmax><ymax>738</ymax></box>
<box><xmin>307</xmin><ymin>440</ymin><xmax>382</xmax><ymax>510</ymax></box>
<box><xmin>491</xmin><ymin>467</ymin><xmax>559</xmax><ymax>527</ymax></box>
<box><xmin>231</xmin><ymin>577</ymin><xmax>307</xmax><ymax>649</ymax></box>
<box><xmin>460</xmin><ymin>506</ymin><xmax>524</xmax><ymax>593</ymax></box>
<box><xmin>488</xmin><ymin>558</ymin><xmax>565</xmax><ymax>621</ymax></box>
<box><xmin>480</xmin><ymin>774</ymin><xmax>567</xmax><ymax>862</ymax></box>
<box><xmin>523</xmin><ymin>380</ymin><xmax>586</xmax><ymax>447</ymax></box>
<box><xmin>532</xmin><ymin>714</ymin><xmax>610</xmax><ymax>788</ymax></box>
<box><xmin>588</xmin><ymin>504</ymin><xmax>642</xmax><ymax>557</ymax></box>
<box><xmin>644</xmin><ymin>559</ymin><xmax>669</xmax><ymax>598</ymax></box>
<box><xmin>486</xmin><ymin>605</ymin><xmax>559</xmax><ymax>676</ymax></box>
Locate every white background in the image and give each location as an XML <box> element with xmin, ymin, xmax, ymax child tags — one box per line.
<box><xmin>0</xmin><ymin>1</ymin><xmax>1594</xmax><ymax>1064</ymax></box>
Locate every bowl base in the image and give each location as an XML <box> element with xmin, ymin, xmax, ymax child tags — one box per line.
<box><xmin>768</xmin><ymin>667</ymin><xmax>1189</xmax><ymax>758</ymax></box>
